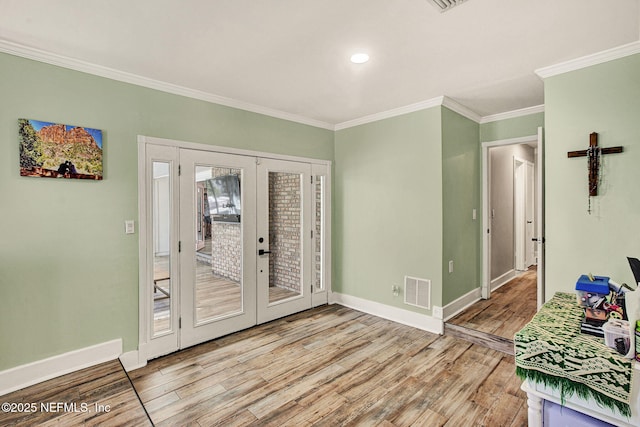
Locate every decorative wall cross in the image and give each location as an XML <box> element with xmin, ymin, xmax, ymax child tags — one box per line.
<box><xmin>567</xmin><ymin>132</ymin><xmax>623</xmax><ymax>213</ymax></box>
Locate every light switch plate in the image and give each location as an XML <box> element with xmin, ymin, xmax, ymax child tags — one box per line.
<box><xmin>125</xmin><ymin>220</ymin><xmax>135</xmax><ymax>234</ymax></box>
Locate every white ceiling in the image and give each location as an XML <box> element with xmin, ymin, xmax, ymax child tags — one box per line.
<box><xmin>1</xmin><ymin>0</ymin><xmax>639</xmax><ymax>128</ymax></box>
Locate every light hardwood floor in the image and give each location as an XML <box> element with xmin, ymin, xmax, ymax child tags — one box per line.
<box><xmin>0</xmin><ymin>359</ymin><xmax>150</xmax><ymax>426</ymax></box>
<box><xmin>154</xmin><ymin>259</ymin><xmax>298</xmax><ymax>333</ymax></box>
<box><xmin>129</xmin><ymin>305</ymin><xmax>528</xmax><ymax>426</ymax></box>
<box><xmin>1</xmin><ymin>273</ymin><xmax>536</xmax><ymax>426</ymax></box>
<box><xmin>445</xmin><ymin>268</ymin><xmax>537</xmax><ymax>355</ymax></box>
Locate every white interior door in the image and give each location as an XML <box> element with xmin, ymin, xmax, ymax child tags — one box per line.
<box><xmin>179</xmin><ymin>149</ymin><xmax>257</xmax><ymax>348</ymax></box>
<box><xmin>514</xmin><ymin>158</ymin><xmax>526</xmax><ymax>271</ymax></box>
<box><xmin>256</xmin><ymin>158</ymin><xmax>312</xmax><ymax>323</ymax></box>
<box><xmin>525</xmin><ymin>161</ymin><xmax>535</xmax><ymax>267</ymax></box>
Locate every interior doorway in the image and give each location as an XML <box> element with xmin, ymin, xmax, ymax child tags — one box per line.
<box><xmin>138</xmin><ymin>137</ymin><xmax>331</xmax><ymax>361</ymax></box>
<box><xmin>481</xmin><ymin>130</ymin><xmax>544</xmax><ymax>305</ymax></box>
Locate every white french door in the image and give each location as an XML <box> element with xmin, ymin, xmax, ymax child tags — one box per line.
<box><xmin>256</xmin><ymin>158</ymin><xmax>312</xmax><ymax>324</ymax></box>
<box><xmin>140</xmin><ymin>139</ymin><xmax>330</xmax><ymax>361</ymax></box>
<box><xmin>179</xmin><ymin>149</ymin><xmax>257</xmax><ymax>348</ymax></box>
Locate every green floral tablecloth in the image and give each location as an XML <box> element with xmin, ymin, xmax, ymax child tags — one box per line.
<box><xmin>514</xmin><ymin>292</ymin><xmax>633</xmax><ymax>417</ymax></box>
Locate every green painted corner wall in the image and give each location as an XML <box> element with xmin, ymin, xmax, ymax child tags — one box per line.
<box><xmin>334</xmin><ymin>108</ymin><xmax>444</xmax><ymax>312</ymax></box>
<box><xmin>480</xmin><ymin>112</ymin><xmax>544</xmax><ymax>142</ymax></box>
<box><xmin>0</xmin><ymin>53</ymin><xmax>333</xmax><ymax>370</ymax></box>
<box><xmin>441</xmin><ymin>108</ymin><xmax>480</xmax><ymax>305</ymax></box>
<box><xmin>544</xmin><ymin>53</ymin><xmax>640</xmax><ymax>298</ymax></box>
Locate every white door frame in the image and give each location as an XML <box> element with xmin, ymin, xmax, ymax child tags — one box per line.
<box><xmin>481</xmin><ymin>131</ymin><xmax>543</xmax><ymax>300</ymax></box>
<box><xmin>136</xmin><ymin>135</ymin><xmax>332</xmax><ymax>364</ymax></box>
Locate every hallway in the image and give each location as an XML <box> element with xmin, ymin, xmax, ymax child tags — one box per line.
<box><xmin>445</xmin><ymin>269</ymin><xmax>538</xmax><ymax>354</ymax></box>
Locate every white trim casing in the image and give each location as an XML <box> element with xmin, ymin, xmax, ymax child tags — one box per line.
<box><xmin>0</xmin><ymin>39</ymin><xmax>334</xmax><ymax>131</ymax></box>
<box><xmin>442</xmin><ymin>287</ymin><xmax>483</xmax><ymax>321</ymax></box>
<box><xmin>491</xmin><ymin>269</ymin><xmax>517</xmax><ymax>292</ymax></box>
<box><xmin>3</xmin><ymin>37</ymin><xmax>637</xmax><ymax>133</ymax></box>
<box><xmin>334</xmin><ymin>95</ymin><xmax>482</xmax><ymax>131</ymax></box>
<box><xmin>535</xmin><ymin>40</ymin><xmax>640</xmax><ymax>79</ymax></box>
<box><xmin>330</xmin><ymin>292</ymin><xmax>444</xmax><ymax>335</ymax></box>
<box><xmin>481</xmin><ymin>134</ymin><xmax>539</xmax><ymax>300</ymax></box>
<box><xmin>0</xmin><ymin>339</ymin><xmax>122</xmax><ymax>397</ymax></box>
<box><xmin>118</xmin><ymin>349</ymin><xmax>146</xmax><ymax>372</ymax></box>
<box><xmin>480</xmin><ymin>105</ymin><xmax>544</xmax><ymax>124</ymax></box>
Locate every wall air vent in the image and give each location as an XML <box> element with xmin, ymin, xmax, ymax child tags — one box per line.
<box><xmin>428</xmin><ymin>0</ymin><xmax>468</xmax><ymax>13</ymax></box>
<box><xmin>404</xmin><ymin>276</ymin><xmax>431</xmax><ymax>309</ymax></box>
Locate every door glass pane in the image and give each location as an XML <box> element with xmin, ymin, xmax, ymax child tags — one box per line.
<box><xmin>314</xmin><ymin>175</ymin><xmax>324</xmax><ymax>292</ymax></box>
<box><xmin>268</xmin><ymin>171</ymin><xmax>302</xmax><ymax>303</ymax></box>
<box><xmin>195</xmin><ymin>165</ymin><xmax>243</xmax><ymax>323</ymax></box>
<box><xmin>153</xmin><ymin>161</ymin><xmax>172</xmax><ymax>336</ymax></box>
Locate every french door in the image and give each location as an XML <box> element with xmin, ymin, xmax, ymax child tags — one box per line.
<box><xmin>141</xmin><ymin>141</ymin><xmax>329</xmax><ymax>360</ymax></box>
<box><xmin>256</xmin><ymin>158</ymin><xmax>312</xmax><ymax>324</ymax></box>
<box><xmin>179</xmin><ymin>149</ymin><xmax>257</xmax><ymax>348</ymax></box>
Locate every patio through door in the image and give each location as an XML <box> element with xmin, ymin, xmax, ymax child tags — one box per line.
<box><xmin>141</xmin><ymin>140</ymin><xmax>329</xmax><ymax>361</ymax></box>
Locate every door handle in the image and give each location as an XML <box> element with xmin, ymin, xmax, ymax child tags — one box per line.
<box><xmin>258</xmin><ymin>249</ymin><xmax>271</xmax><ymax>256</ymax></box>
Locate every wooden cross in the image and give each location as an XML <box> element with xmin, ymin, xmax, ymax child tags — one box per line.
<box><xmin>567</xmin><ymin>132</ymin><xmax>623</xmax><ymax>196</ymax></box>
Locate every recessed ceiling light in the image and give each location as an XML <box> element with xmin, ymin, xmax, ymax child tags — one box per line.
<box><xmin>350</xmin><ymin>53</ymin><xmax>369</xmax><ymax>64</ymax></box>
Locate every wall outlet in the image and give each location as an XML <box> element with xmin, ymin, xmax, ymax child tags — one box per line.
<box><xmin>448</xmin><ymin>260</ymin><xmax>454</xmax><ymax>273</ymax></box>
<box><xmin>391</xmin><ymin>284</ymin><xmax>400</xmax><ymax>297</ymax></box>
<box><xmin>472</xmin><ymin>209</ymin><xmax>477</xmax><ymax>220</ymax></box>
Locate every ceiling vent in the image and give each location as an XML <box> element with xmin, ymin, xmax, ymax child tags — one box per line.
<box><xmin>428</xmin><ymin>0</ymin><xmax>468</xmax><ymax>13</ymax></box>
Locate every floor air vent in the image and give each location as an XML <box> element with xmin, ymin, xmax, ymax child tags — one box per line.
<box><xmin>428</xmin><ymin>0</ymin><xmax>468</xmax><ymax>13</ymax></box>
<box><xmin>404</xmin><ymin>276</ymin><xmax>431</xmax><ymax>309</ymax></box>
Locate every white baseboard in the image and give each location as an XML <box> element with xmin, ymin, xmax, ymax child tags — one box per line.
<box><xmin>443</xmin><ymin>287</ymin><xmax>483</xmax><ymax>321</ymax></box>
<box><xmin>0</xmin><ymin>339</ymin><xmax>122</xmax><ymax>397</ymax></box>
<box><xmin>330</xmin><ymin>292</ymin><xmax>443</xmax><ymax>334</ymax></box>
<box><xmin>119</xmin><ymin>349</ymin><xmax>147</xmax><ymax>372</ymax></box>
<box><xmin>491</xmin><ymin>269</ymin><xmax>517</xmax><ymax>292</ymax></box>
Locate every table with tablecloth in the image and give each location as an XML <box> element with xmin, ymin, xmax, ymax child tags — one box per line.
<box><xmin>514</xmin><ymin>292</ymin><xmax>633</xmax><ymax>418</ymax></box>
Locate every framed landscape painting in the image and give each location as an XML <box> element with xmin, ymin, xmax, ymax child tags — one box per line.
<box><xmin>19</xmin><ymin>118</ymin><xmax>103</xmax><ymax>180</ymax></box>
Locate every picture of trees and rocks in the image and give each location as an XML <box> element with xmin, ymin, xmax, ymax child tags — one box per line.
<box><xmin>19</xmin><ymin>118</ymin><xmax>103</xmax><ymax>180</ymax></box>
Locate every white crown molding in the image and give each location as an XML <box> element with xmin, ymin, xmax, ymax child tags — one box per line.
<box><xmin>1</xmin><ymin>38</ymin><xmax>554</xmax><ymax>132</ymax></box>
<box><xmin>480</xmin><ymin>104</ymin><xmax>545</xmax><ymax>124</ymax></box>
<box><xmin>441</xmin><ymin>96</ymin><xmax>482</xmax><ymax>123</ymax></box>
<box><xmin>0</xmin><ymin>39</ymin><xmax>334</xmax><ymax>131</ymax></box>
<box><xmin>335</xmin><ymin>94</ymin><xmax>547</xmax><ymax>130</ymax></box>
<box><xmin>334</xmin><ymin>95</ymin><xmax>486</xmax><ymax>131</ymax></box>
<box><xmin>535</xmin><ymin>40</ymin><xmax>640</xmax><ymax>79</ymax></box>
<box><xmin>334</xmin><ymin>96</ymin><xmax>446</xmax><ymax>131</ymax></box>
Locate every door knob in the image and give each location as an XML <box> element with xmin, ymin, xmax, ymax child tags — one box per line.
<box><xmin>258</xmin><ymin>249</ymin><xmax>271</xmax><ymax>256</ymax></box>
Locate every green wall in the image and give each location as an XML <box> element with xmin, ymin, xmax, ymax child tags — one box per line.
<box><xmin>0</xmin><ymin>53</ymin><xmax>333</xmax><ymax>370</ymax></box>
<box><xmin>334</xmin><ymin>108</ymin><xmax>444</xmax><ymax>312</ymax></box>
<box><xmin>544</xmin><ymin>53</ymin><xmax>640</xmax><ymax>297</ymax></box>
<box><xmin>441</xmin><ymin>107</ymin><xmax>480</xmax><ymax>305</ymax></box>
<box><xmin>480</xmin><ymin>112</ymin><xmax>544</xmax><ymax>142</ymax></box>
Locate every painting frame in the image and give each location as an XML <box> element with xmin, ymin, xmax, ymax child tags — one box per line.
<box><xmin>19</xmin><ymin>118</ymin><xmax>103</xmax><ymax>180</ymax></box>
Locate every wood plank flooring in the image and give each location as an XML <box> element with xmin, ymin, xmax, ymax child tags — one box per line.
<box><xmin>446</xmin><ymin>268</ymin><xmax>537</xmax><ymax>353</ymax></box>
<box><xmin>0</xmin><ymin>360</ymin><xmax>150</xmax><ymax>426</ymax></box>
<box><xmin>128</xmin><ymin>304</ymin><xmax>527</xmax><ymax>426</ymax></box>
<box><xmin>153</xmin><ymin>258</ymin><xmax>298</xmax><ymax>333</ymax></box>
<box><xmin>2</xmin><ymin>274</ymin><xmax>536</xmax><ymax>426</ymax></box>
